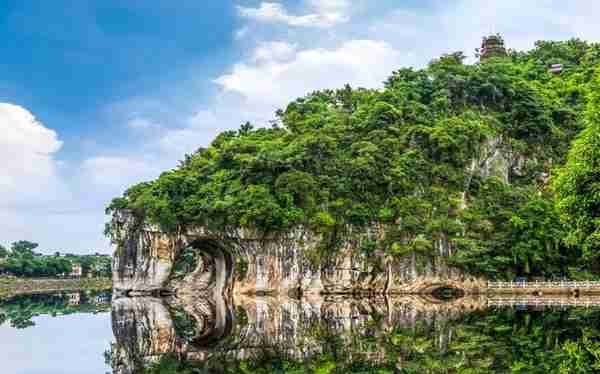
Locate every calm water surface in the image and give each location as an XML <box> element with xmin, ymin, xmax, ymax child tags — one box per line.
<box><xmin>0</xmin><ymin>292</ymin><xmax>112</xmax><ymax>374</ymax></box>
<box><xmin>2</xmin><ymin>292</ymin><xmax>600</xmax><ymax>373</ymax></box>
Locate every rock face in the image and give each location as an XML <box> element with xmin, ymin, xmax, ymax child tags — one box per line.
<box><xmin>110</xmin><ymin>210</ymin><xmax>485</xmax><ymax>296</ymax></box>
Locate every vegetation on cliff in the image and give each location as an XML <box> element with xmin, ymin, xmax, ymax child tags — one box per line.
<box><xmin>108</xmin><ymin>37</ymin><xmax>600</xmax><ymax>280</ymax></box>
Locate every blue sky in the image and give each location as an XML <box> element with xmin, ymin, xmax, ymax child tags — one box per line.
<box><xmin>0</xmin><ymin>1</ymin><xmax>238</xmax><ymax>156</ymax></box>
<box><xmin>1</xmin><ymin>0</ymin><xmax>599</xmax><ymax>253</ymax></box>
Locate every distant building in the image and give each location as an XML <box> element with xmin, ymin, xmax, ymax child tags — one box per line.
<box><xmin>70</xmin><ymin>263</ymin><xmax>83</xmax><ymax>277</ymax></box>
<box><xmin>479</xmin><ymin>34</ymin><xmax>507</xmax><ymax>62</ymax></box>
<box><xmin>549</xmin><ymin>63</ymin><xmax>563</xmax><ymax>74</ymax></box>
<box><xmin>66</xmin><ymin>292</ymin><xmax>81</xmax><ymax>305</ymax></box>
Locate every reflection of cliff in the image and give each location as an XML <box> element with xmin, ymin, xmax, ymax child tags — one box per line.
<box><xmin>110</xmin><ymin>298</ymin><xmax>179</xmax><ymax>374</ymax></box>
<box><xmin>112</xmin><ymin>294</ymin><xmax>600</xmax><ymax>373</ymax></box>
<box><xmin>110</xmin><ymin>294</ymin><xmax>486</xmax><ymax>373</ymax></box>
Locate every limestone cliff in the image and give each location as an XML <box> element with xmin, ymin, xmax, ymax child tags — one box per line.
<box><xmin>109</xmin><ymin>209</ymin><xmax>485</xmax><ymax>296</ymax></box>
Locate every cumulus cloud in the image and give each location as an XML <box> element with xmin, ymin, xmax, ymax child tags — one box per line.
<box><xmin>81</xmin><ymin>156</ymin><xmax>161</xmax><ymax>190</ymax></box>
<box><xmin>238</xmin><ymin>0</ymin><xmax>350</xmax><ymax>28</ymax></box>
<box><xmin>0</xmin><ymin>103</ymin><xmax>111</xmax><ymax>253</ymax></box>
<box><xmin>0</xmin><ymin>103</ymin><xmax>63</xmax><ymax>201</ymax></box>
<box><xmin>215</xmin><ymin>39</ymin><xmax>404</xmax><ymax>114</ymax></box>
<box><xmin>251</xmin><ymin>41</ymin><xmax>298</xmax><ymax>63</ymax></box>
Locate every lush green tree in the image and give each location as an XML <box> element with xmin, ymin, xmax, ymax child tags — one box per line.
<box><xmin>10</xmin><ymin>241</ymin><xmax>39</xmax><ymax>257</ymax></box>
<box><xmin>0</xmin><ymin>245</ymin><xmax>9</xmax><ymax>259</ymax></box>
<box><xmin>0</xmin><ymin>241</ymin><xmax>111</xmax><ymax>278</ymax></box>
<box><xmin>554</xmin><ymin>68</ymin><xmax>600</xmax><ymax>273</ymax></box>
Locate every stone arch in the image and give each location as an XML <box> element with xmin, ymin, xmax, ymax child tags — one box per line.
<box><xmin>170</xmin><ymin>239</ymin><xmax>235</xmax><ymax>297</ymax></box>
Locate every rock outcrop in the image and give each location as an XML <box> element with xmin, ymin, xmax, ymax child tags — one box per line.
<box><xmin>110</xmin><ymin>210</ymin><xmax>485</xmax><ymax>296</ymax></box>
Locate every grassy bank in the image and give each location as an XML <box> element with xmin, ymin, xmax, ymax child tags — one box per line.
<box><xmin>0</xmin><ymin>277</ymin><xmax>111</xmax><ymax>297</ymax></box>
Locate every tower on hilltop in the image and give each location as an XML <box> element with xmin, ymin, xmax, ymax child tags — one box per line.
<box><xmin>479</xmin><ymin>34</ymin><xmax>507</xmax><ymax>62</ymax></box>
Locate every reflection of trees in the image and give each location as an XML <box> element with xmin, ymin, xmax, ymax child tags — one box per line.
<box><xmin>0</xmin><ymin>291</ymin><xmax>111</xmax><ymax>329</ymax></box>
<box><xmin>132</xmin><ymin>299</ymin><xmax>600</xmax><ymax>374</ymax></box>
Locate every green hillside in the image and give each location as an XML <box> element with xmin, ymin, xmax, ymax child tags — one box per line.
<box><xmin>108</xmin><ymin>36</ymin><xmax>600</xmax><ymax>280</ymax></box>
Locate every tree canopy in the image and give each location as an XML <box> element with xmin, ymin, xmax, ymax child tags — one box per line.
<box><xmin>554</xmin><ymin>68</ymin><xmax>600</xmax><ymax>274</ymax></box>
<box><xmin>0</xmin><ymin>241</ymin><xmax>111</xmax><ymax>278</ymax></box>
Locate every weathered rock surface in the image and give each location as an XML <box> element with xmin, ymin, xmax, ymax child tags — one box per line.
<box><xmin>110</xmin><ymin>210</ymin><xmax>485</xmax><ymax>295</ymax></box>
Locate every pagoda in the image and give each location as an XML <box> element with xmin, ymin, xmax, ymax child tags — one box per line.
<box><xmin>479</xmin><ymin>34</ymin><xmax>507</xmax><ymax>61</ymax></box>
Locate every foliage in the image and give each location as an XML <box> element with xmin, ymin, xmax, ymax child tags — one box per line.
<box><xmin>450</xmin><ymin>182</ymin><xmax>568</xmax><ymax>278</ymax></box>
<box><xmin>169</xmin><ymin>307</ymin><xmax>198</xmax><ymax>344</ymax></box>
<box><xmin>170</xmin><ymin>246</ymin><xmax>200</xmax><ymax>280</ymax></box>
<box><xmin>108</xmin><ymin>37</ymin><xmax>600</xmax><ymax>279</ymax></box>
<box><xmin>0</xmin><ymin>241</ymin><xmax>112</xmax><ymax>278</ymax></box>
<box><xmin>554</xmin><ymin>68</ymin><xmax>600</xmax><ymax>273</ymax></box>
<box><xmin>0</xmin><ymin>245</ymin><xmax>8</xmax><ymax>259</ymax></box>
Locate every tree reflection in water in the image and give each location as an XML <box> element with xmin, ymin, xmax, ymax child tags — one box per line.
<box><xmin>109</xmin><ymin>293</ymin><xmax>600</xmax><ymax>373</ymax></box>
<box><xmin>0</xmin><ymin>291</ymin><xmax>111</xmax><ymax>329</ymax></box>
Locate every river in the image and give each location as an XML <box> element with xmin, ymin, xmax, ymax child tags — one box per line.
<box><xmin>1</xmin><ymin>291</ymin><xmax>599</xmax><ymax>373</ymax></box>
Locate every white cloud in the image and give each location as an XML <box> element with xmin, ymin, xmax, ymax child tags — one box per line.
<box><xmin>308</xmin><ymin>0</ymin><xmax>349</xmax><ymax>15</ymax></box>
<box><xmin>215</xmin><ymin>39</ymin><xmax>405</xmax><ymax>114</ymax></box>
<box><xmin>0</xmin><ymin>103</ymin><xmax>63</xmax><ymax>200</ymax></box>
<box><xmin>251</xmin><ymin>41</ymin><xmax>297</xmax><ymax>63</ymax></box>
<box><xmin>81</xmin><ymin>156</ymin><xmax>160</xmax><ymax>190</ymax></box>
<box><xmin>158</xmin><ymin>110</ymin><xmax>223</xmax><ymax>156</ymax></box>
<box><xmin>0</xmin><ymin>103</ymin><xmax>111</xmax><ymax>253</ymax></box>
<box><xmin>238</xmin><ymin>0</ymin><xmax>350</xmax><ymax>28</ymax></box>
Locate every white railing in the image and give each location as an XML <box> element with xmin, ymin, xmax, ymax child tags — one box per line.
<box><xmin>489</xmin><ymin>297</ymin><xmax>600</xmax><ymax>308</ymax></box>
<box><xmin>487</xmin><ymin>281</ymin><xmax>600</xmax><ymax>289</ymax></box>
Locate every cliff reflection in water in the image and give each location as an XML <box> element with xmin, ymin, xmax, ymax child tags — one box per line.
<box><xmin>109</xmin><ymin>293</ymin><xmax>600</xmax><ymax>373</ymax></box>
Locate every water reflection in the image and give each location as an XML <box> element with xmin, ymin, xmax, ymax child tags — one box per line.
<box><xmin>109</xmin><ymin>293</ymin><xmax>600</xmax><ymax>373</ymax></box>
<box><xmin>0</xmin><ymin>290</ymin><xmax>111</xmax><ymax>329</ymax></box>
<box><xmin>0</xmin><ymin>291</ymin><xmax>113</xmax><ymax>374</ymax></box>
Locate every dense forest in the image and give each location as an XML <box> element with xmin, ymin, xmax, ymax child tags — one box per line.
<box><xmin>0</xmin><ymin>241</ymin><xmax>111</xmax><ymax>278</ymax></box>
<box><xmin>108</xmin><ymin>36</ymin><xmax>600</xmax><ymax>280</ymax></box>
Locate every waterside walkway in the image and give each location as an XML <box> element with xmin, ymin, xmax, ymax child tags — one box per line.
<box><xmin>486</xmin><ymin>281</ymin><xmax>600</xmax><ymax>295</ymax></box>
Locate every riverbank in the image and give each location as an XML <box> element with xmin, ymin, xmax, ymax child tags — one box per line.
<box><xmin>0</xmin><ymin>277</ymin><xmax>111</xmax><ymax>297</ymax></box>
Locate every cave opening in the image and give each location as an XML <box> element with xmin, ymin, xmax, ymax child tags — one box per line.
<box><xmin>430</xmin><ymin>286</ymin><xmax>466</xmax><ymax>300</ymax></box>
<box><xmin>171</xmin><ymin>239</ymin><xmax>235</xmax><ymax>297</ymax></box>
